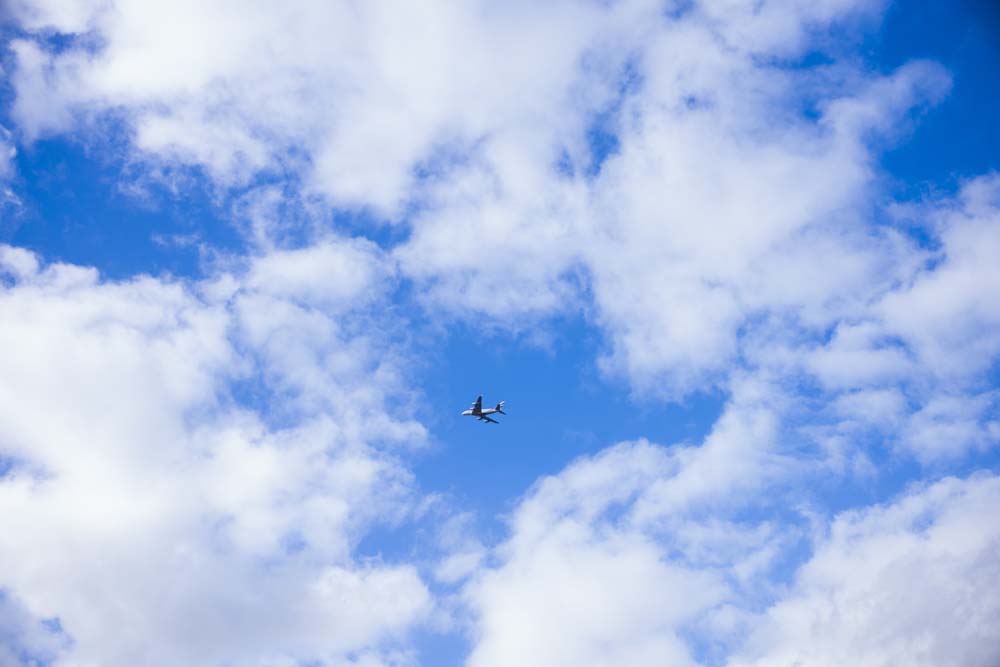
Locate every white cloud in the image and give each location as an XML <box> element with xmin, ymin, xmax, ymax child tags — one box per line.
<box><xmin>3</xmin><ymin>2</ymin><xmax>1000</xmax><ymax>663</ymax></box>
<box><xmin>0</xmin><ymin>245</ymin><xmax>39</xmax><ymax>279</ymax></box>
<box><xmin>0</xmin><ymin>244</ymin><xmax>431</xmax><ymax>667</ymax></box>
<box><xmin>794</xmin><ymin>175</ymin><xmax>1000</xmax><ymax>462</ymax></box>
<box><xmin>732</xmin><ymin>473</ymin><xmax>1000</xmax><ymax>667</ymax></box>
<box><xmin>807</xmin><ymin>322</ymin><xmax>914</xmax><ymax>390</ymax></box>
<box><xmin>583</xmin><ymin>60</ymin><xmax>947</xmax><ymax>391</ymax></box>
<box><xmin>464</xmin><ymin>430</ymin><xmax>1000</xmax><ymax>667</ymax></box>
<box><xmin>398</xmin><ymin>21</ymin><xmax>950</xmax><ymax>395</ymax></box>
<box><xmin>6</xmin><ymin>0</ymin><xmax>968</xmax><ymax>405</ymax></box>
<box><xmin>879</xmin><ymin>175</ymin><xmax>1000</xmax><ymax>381</ymax></box>
<box><xmin>463</xmin><ymin>376</ymin><xmax>801</xmax><ymax>667</ymax></box>
<box><xmin>468</xmin><ymin>525</ymin><xmax>722</xmax><ymax>667</ymax></box>
<box><xmin>7</xmin><ymin>0</ymin><xmax>643</xmax><ymax>213</ymax></box>
<box><xmin>431</xmin><ymin>512</ymin><xmax>487</xmax><ymax>586</ymax></box>
<box><xmin>464</xmin><ymin>441</ymin><xmax>729</xmax><ymax>667</ymax></box>
<box><xmin>901</xmin><ymin>392</ymin><xmax>998</xmax><ymax>462</ymax></box>
<box><xmin>246</xmin><ymin>237</ymin><xmax>390</xmax><ymax>310</ymax></box>
<box><xmin>830</xmin><ymin>387</ymin><xmax>907</xmax><ymax>430</ymax></box>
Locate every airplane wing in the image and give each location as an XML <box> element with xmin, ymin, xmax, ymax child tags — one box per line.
<box><xmin>479</xmin><ymin>415</ymin><xmax>499</xmax><ymax>424</ymax></box>
<box><xmin>471</xmin><ymin>395</ymin><xmax>483</xmax><ymax>412</ymax></box>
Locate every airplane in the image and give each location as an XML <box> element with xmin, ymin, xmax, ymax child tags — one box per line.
<box><xmin>462</xmin><ymin>395</ymin><xmax>506</xmax><ymax>424</ymax></box>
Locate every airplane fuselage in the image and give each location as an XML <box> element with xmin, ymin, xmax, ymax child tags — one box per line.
<box><xmin>462</xmin><ymin>407</ymin><xmax>502</xmax><ymax>417</ymax></box>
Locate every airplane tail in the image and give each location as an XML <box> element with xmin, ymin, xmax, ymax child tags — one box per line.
<box><xmin>496</xmin><ymin>400</ymin><xmax>506</xmax><ymax>415</ymax></box>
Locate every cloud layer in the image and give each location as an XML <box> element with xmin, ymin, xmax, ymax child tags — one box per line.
<box><xmin>466</xmin><ymin>441</ymin><xmax>1000</xmax><ymax>667</ymax></box>
<box><xmin>1</xmin><ymin>1</ymin><xmax>998</xmax><ymax>665</ymax></box>
<box><xmin>0</xmin><ymin>242</ymin><xmax>430</xmax><ymax>667</ymax></box>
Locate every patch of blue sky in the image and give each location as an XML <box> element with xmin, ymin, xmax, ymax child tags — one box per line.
<box><xmin>662</xmin><ymin>0</ymin><xmax>697</xmax><ymax>22</ymax></box>
<box><xmin>0</xmin><ymin>44</ymin><xmax>13</xmax><ymax>111</ymax></box>
<box><xmin>777</xmin><ymin>377</ymin><xmax>1000</xmax><ymax>516</ymax></box>
<box><xmin>3</xmin><ymin>136</ymin><xmax>243</xmax><ymax>280</ymax></box>
<box><xmin>582</xmin><ymin>106</ymin><xmax>621</xmax><ymax>177</ymax></box>
<box><xmin>226</xmin><ymin>370</ymin><xmax>292</xmax><ymax>428</ymax></box>
<box><xmin>409</xmin><ymin>135</ymin><xmax>483</xmax><ymax>183</ymax></box>
<box><xmin>583</xmin><ymin>57</ymin><xmax>641</xmax><ymax>178</ymax></box>
<box><xmin>553</xmin><ymin>56</ymin><xmax>640</xmax><ymax>180</ymax></box>
<box><xmin>796</xmin><ymin>421</ymin><xmax>1000</xmax><ymax>525</ymax></box>
<box><xmin>0</xmin><ymin>455</ymin><xmax>13</xmax><ymax>479</ymax></box>
<box><xmin>0</xmin><ymin>453</ymin><xmax>49</xmax><ymax>484</ymax></box>
<box><xmin>350</xmin><ymin>309</ymin><xmax>727</xmax><ymax>596</ymax></box>
<box><xmin>411</xmin><ymin>314</ymin><xmax>726</xmax><ymax>521</ymax></box>
<box><xmin>0</xmin><ymin>19</ymin><xmax>103</xmax><ymax>56</ymax></box>
<box><xmin>330</xmin><ymin>204</ymin><xmax>411</xmax><ymax>250</ymax></box>
<box><xmin>0</xmin><ymin>590</ymin><xmax>69</xmax><ymax>667</ymax></box>
<box><xmin>411</xmin><ymin>629</ymin><xmax>471</xmax><ymax>667</ymax></box>
<box><xmin>871</xmin><ymin>0</ymin><xmax>1000</xmax><ymax>196</ymax></box>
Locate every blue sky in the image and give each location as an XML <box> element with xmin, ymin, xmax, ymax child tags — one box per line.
<box><xmin>1</xmin><ymin>2</ymin><xmax>999</xmax><ymax>666</ymax></box>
